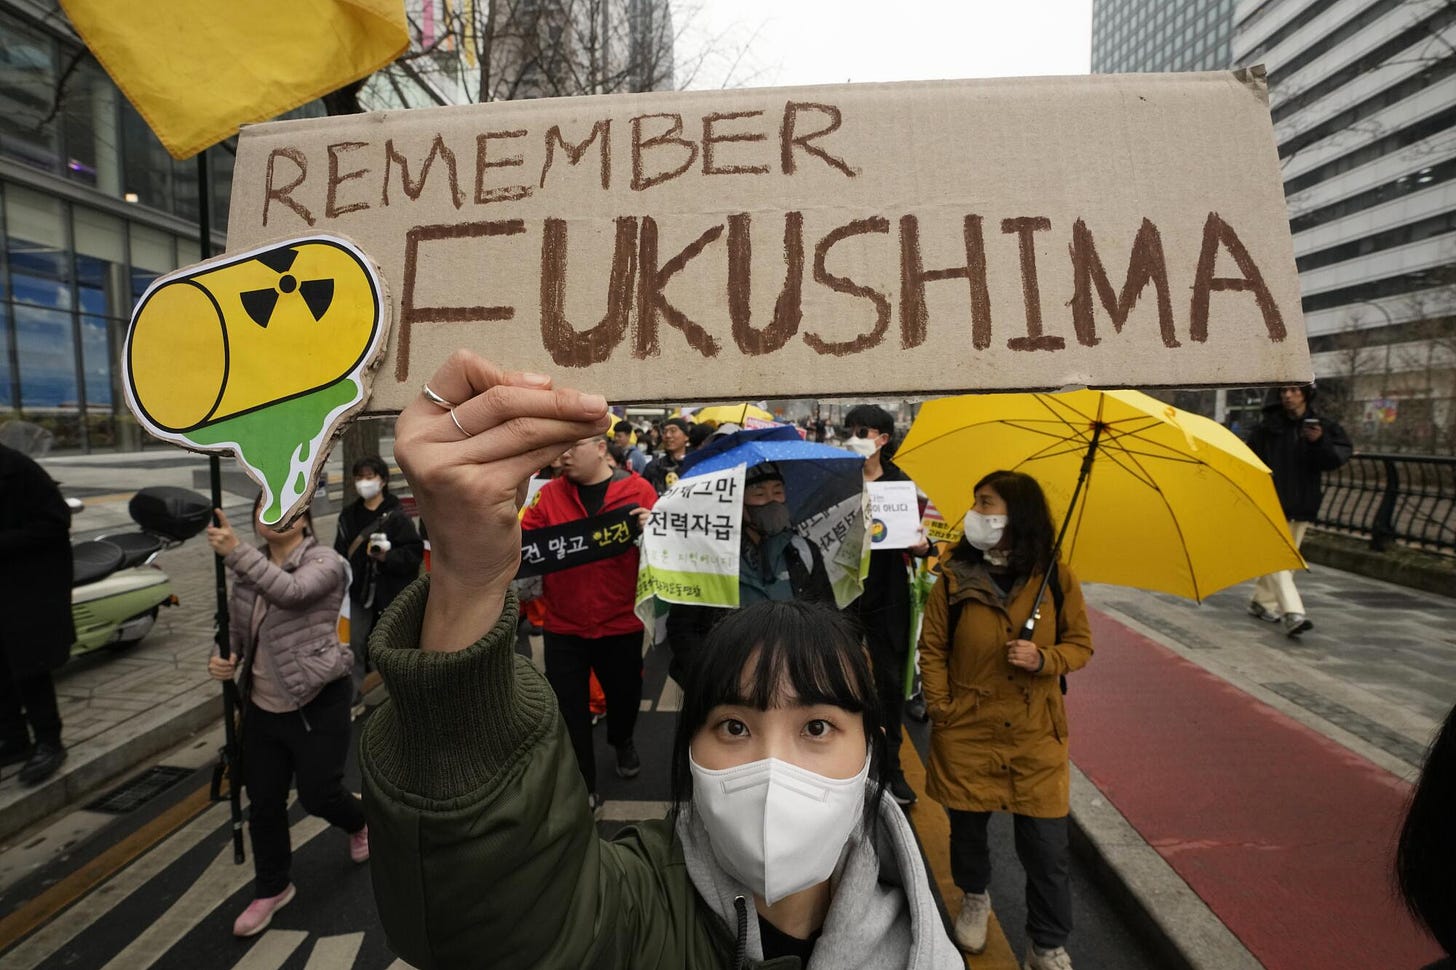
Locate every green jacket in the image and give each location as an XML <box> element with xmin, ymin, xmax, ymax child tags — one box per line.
<box><xmin>361</xmin><ymin>578</ymin><xmax>962</xmax><ymax>970</ymax></box>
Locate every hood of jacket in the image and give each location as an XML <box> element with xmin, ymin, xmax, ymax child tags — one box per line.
<box><xmin>675</xmin><ymin>791</ymin><xmax>963</xmax><ymax>970</ymax></box>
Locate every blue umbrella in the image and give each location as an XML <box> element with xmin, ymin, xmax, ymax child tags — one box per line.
<box><xmin>679</xmin><ymin>425</ymin><xmax>864</xmax><ymax>525</ymax></box>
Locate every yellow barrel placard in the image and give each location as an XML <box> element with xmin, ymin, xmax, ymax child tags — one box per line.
<box><xmin>123</xmin><ymin>235</ymin><xmax>389</xmax><ymax>525</ymax></box>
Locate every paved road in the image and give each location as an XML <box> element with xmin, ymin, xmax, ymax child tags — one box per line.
<box><xmin>0</xmin><ymin>628</ymin><xmax>1163</xmax><ymax>970</ymax></box>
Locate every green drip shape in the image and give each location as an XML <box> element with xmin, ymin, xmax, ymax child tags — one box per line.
<box><xmin>188</xmin><ymin>380</ymin><xmax>357</xmax><ymax>523</ymax></box>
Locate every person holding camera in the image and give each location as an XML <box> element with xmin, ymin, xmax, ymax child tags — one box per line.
<box><xmin>334</xmin><ymin>457</ymin><xmax>423</xmax><ymax>688</ymax></box>
<box><xmin>1244</xmin><ymin>384</ymin><xmax>1352</xmax><ymax>637</ymax></box>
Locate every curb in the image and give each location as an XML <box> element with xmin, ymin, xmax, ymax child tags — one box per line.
<box><xmin>1303</xmin><ymin>531</ymin><xmax>1456</xmax><ymax>600</ymax></box>
<box><xmin>1067</xmin><ymin>763</ymin><xmax>1263</xmax><ymax>970</ymax></box>
<box><xmin>0</xmin><ymin>683</ymin><xmax>221</xmax><ymax>846</ymax></box>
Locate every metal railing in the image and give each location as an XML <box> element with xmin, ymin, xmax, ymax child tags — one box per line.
<box><xmin>1316</xmin><ymin>453</ymin><xmax>1456</xmax><ymax>555</ymax></box>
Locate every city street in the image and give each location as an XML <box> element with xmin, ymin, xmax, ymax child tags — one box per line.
<box><xmin>0</xmin><ymin>451</ymin><xmax>1448</xmax><ymax>969</ymax></box>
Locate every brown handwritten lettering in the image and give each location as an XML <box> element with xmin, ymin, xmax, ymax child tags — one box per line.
<box><xmin>727</xmin><ymin>212</ymin><xmax>802</xmax><ymax>355</ymax></box>
<box><xmin>1002</xmin><ymin>217</ymin><xmax>1063</xmax><ymax>352</ymax></box>
<box><xmin>383</xmin><ymin>135</ymin><xmax>464</xmax><ymax>209</ymax></box>
<box><xmin>263</xmin><ymin>148</ymin><xmax>314</xmax><ymax>227</ymax></box>
<box><xmin>634</xmin><ymin>217</ymin><xmax>723</xmax><ymax>358</ymax></box>
<box><xmin>325</xmin><ymin>142</ymin><xmax>370</xmax><ymax>219</ymax></box>
<box><xmin>1069</xmin><ymin>218</ymin><xmax>1177</xmax><ymax>348</ymax></box>
<box><xmin>474</xmin><ymin>130</ymin><xmax>532</xmax><ymax>205</ymax></box>
<box><xmin>805</xmin><ymin>217</ymin><xmax>891</xmax><ymax>356</ymax></box>
<box><xmin>396</xmin><ymin>220</ymin><xmax>525</xmax><ymax>381</ymax></box>
<box><xmin>631</xmin><ymin>114</ymin><xmax>700</xmax><ymax>191</ymax></box>
<box><xmin>1189</xmin><ymin>212</ymin><xmax>1286</xmax><ymax>343</ymax></box>
<box><xmin>703</xmin><ymin>111</ymin><xmax>770</xmax><ymax>176</ymax></box>
<box><xmin>898</xmin><ymin>215</ymin><xmax>992</xmax><ymax>350</ymax></box>
<box><xmin>539</xmin><ymin>121</ymin><xmax>611</xmax><ymax>191</ymax></box>
<box><xmin>540</xmin><ymin>217</ymin><xmax>638</xmax><ymax>367</ymax></box>
<box><xmin>780</xmin><ymin>102</ymin><xmax>856</xmax><ymax>177</ymax></box>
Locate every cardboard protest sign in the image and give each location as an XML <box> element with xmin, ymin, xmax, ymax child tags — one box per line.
<box><xmin>122</xmin><ymin>236</ymin><xmax>389</xmax><ymax>525</ymax></box>
<box><xmin>867</xmin><ymin>481</ymin><xmax>921</xmax><ymax>549</ymax></box>
<box><xmin>518</xmin><ymin>506</ymin><xmax>638</xmax><ymax>578</ymax></box>
<box><xmin>225</xmin><ymin>68</ymin><xmax>1310</xmax><ymax>414</ymax></box>
<box><xmin>636</xmin><ymin>465</ymin><xmax>743</xmax><ymax>621</ymax></box>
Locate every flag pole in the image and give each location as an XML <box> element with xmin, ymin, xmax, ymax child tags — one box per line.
<box><xmin>197</xmin><ymin>148</ymin><xmax>246</xmax><ymax>865</ymax></box>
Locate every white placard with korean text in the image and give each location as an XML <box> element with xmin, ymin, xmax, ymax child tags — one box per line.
<box><xmin>867</xmin><ymin>480</ymin><xmax>921</xmax><ymax>550</ymax></box>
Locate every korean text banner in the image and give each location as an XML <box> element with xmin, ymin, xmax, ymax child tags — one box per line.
<box><xmin>226</xmin><ymin>69</ymin><xmax>1310</xmax><ymax>405</ymax></box>
<box><xmin>636</xmin><ymin>465</ymin><xmax>744</xmax><ymax>620</ymax></box>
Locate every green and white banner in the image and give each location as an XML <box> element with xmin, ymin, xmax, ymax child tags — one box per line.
<box><xmin>636</xmin><ymin>465</ymin><xmax>745</xmax><ymax>623</ymax></box>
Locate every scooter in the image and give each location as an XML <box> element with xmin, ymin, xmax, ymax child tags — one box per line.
<box><xmin>70</xmin><ymin>486</ymin><xmax>212</xmax><ymax>655</ymax></box>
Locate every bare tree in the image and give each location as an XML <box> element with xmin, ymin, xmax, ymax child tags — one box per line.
<box><xmin>355</xmin><ymin>0</ymin><xmax>759</xmax><ymax>112</ymax></box>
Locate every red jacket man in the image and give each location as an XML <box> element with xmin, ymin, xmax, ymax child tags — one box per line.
<box><xmin>521</xmin><ymin>436</ymin><xmax>655</xmax><ymax>809</ymax></box>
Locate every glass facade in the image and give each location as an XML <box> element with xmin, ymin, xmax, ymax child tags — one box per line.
<box><xmin>0</xmin><ymin>2</ymin><xmax>315</xmax><ymax>451</ymax></box>
<box><xmin>1090</xmin><ymin>0</ymin><xmax>1236</xmax><ymax>74</ymax></box>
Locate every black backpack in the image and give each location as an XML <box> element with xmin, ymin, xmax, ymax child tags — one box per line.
<box><xmin>945</xmin><ymin>562</ymin><xmax>1069</xmax><ymax>695</ymax></box>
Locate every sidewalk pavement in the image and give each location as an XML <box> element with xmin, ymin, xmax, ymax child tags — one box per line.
<box><xmin>0</xmin><ymin>450</ymin><xmax>344</xmax><ymax>843</ymax></box>
<box><xmin>1068</xmin><ymin>567</ymin><xmax>1451</xmax><ymax>969</ymax></box>
<box><xmin>2</xmin><ymin>449</ymin><xmax>1451</xmax><ymax>968</ymax></box>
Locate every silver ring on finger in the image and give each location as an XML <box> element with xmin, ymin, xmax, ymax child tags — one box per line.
<box><xmin>449</xmin><ymin>408</ymin><xmax>474</xmax><ymax>439</ymax></box>
<box><xmin>422</xmin><ymin>384</ymin><xmax>459</xmax><ymax>410</ymax></box>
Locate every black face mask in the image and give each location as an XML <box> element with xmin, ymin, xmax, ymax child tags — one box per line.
<box><xmin>745</xmin><ymin>500</ymin><xmax>792</xmax><ymax>536</ymax></box>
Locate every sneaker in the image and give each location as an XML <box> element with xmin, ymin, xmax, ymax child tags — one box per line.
<box><xmin>952</xmin><ymin>890</ymin><xmax>991</xmax><ymax>954</ymax></box>
<box><xmin>232</xmin><ymin>884</ymin><xmax>295</xmax><ymax>938</ymax></box>
<box><xmin>0</xmin><ymin>736</ymin><xmax>33</xmax><ymax>768</ymax></box>
<box><xmin>1282</xmin><ymin>613</ymin><xmax>1313</xmax><ymax>637</ymax></box>
<box><xmin>888</xmin><ymin>773</ymin><xmax>917</xmax><ymax>806</ymax></box>
<box><xmin>1024</xmin><ymin>945</ymin><xmax>1073</xmax><ymax>970</ymax></box>
<box><xmin>18</xmin><ymin>742</ymin><xmax>66</xmax><ymax>785</ymax></box>
<box><xmin>615</xmin><ymin>740</ymin><xmax>641</xmax><ymax>779</ymax></box>
<box><xmin>349</xmin><ymin>825</ymin><xmax>369</xmax><ymax>864</ymax></box>
<box><xmin>1247</xmin><ymin>601</ymin><xmax>1281</xmax><ymax>623</ymax></box>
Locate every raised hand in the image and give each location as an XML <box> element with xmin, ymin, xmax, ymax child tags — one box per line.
<box><xmin>206</xmin><ymin>508</ymin><xmax>240</xmax><ymax>556</ymax></box>
<box><xmin>394</xmin><ymin>351</ymin><xmax>612</xmax><ymax>652</ymax></box>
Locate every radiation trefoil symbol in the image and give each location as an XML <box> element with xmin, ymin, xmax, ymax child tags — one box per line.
<box><xmin>123</xmin><ymin>235</ymin><xmax>391</xmax><ymax>527</ymax></box>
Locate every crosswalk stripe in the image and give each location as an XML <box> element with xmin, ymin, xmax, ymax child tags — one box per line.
<box><xmin>303</xmin><ymin>931</ymin><xmax>365</xmax><ymax>969</ymax></box>
<box><xmin>3</xmin><ymin>802</ymin><xmax>230</xmax><ymax>970</ymax></box>
<box><xmin>232</xmin><ymin>929</ymin><xmax>308</xmax><ymax>969</ymax></box>
<box><xmin>385</xmin><ymin>959</ymin><xmax>418</xmax><ymax>970</ymax></box>
<box><xmin>656</xmin><ymin>676</ymin><xmax>683</xmax><ymax>713</ymax></box>
<box><xmin>98</xmin><ymin>815</ymin><xmax>329</xmax><ymax>970</ymax></box>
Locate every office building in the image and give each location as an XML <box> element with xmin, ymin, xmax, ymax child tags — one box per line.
<box><xmin>1092</xmin><ymin>0</ymin><xmax>1237</xmax><ymax>74</ymax></box>
<box><xmin>1234</xmin><ymin>0</ymin><xmax>1456</xmax><ymax>451</ymax></box>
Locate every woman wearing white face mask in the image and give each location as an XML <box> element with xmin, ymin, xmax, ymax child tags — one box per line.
<box><xmin>918</xmin><ymin>470</ymin><xmax>1093</xmax><ymax>970</ymax></box>
<box><xmin>333</xmin><ymin>456</ymin><xmax>423</xmax><ymax>693</ymax></box>
<box><xmin>356</xmin><ymin>352</ymin><xmax>963</xmax><ymax>970</ymax></box>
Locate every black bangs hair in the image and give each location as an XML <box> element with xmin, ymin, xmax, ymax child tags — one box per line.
<box><xmin>351</xmin><ymin>455</ymin><xmax>390</xmax><ymax>485</ymax></box>
<box><xmin>954</xmin><ymin>469</ymin><xmax>1056</xmax><ymax>578</ymax></box>
<box><xmin>669</xmin><ymin>599</ymin><xmax>887</xmax><ymax>826</ymax></box>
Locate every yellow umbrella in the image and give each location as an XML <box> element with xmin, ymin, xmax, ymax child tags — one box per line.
<box><xmin>693</xmin><ymin>403</ymin><xmax>776</xmax><ymax>426</ymax></box>
<box><xmin>895</xmin><ymin>389</ymin><xmax>1304</xmax><ymax>603</ymax></box>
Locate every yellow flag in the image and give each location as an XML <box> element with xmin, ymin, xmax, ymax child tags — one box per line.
<box><xmin>60</xmin><ymin>0</ymin><xmax>408</xmax><ymax>160</ymax></box>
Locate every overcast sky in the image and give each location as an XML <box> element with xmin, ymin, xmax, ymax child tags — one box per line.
<box><xmin>678</xmin><ymin>0</ymin><xmax>1094</xmax><ymax>91</ymax></box>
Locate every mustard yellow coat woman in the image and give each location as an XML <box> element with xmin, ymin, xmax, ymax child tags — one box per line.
<box><xmin>918</xmin><ymin>553</ymin><xmax>1093</xmax><ymax>818</ymax></box>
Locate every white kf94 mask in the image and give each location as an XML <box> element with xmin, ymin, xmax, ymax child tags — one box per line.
<box><xmin>689</xmin><ymin>752</ymin><xmax>871</xmax><ymax>905</ymax></box>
